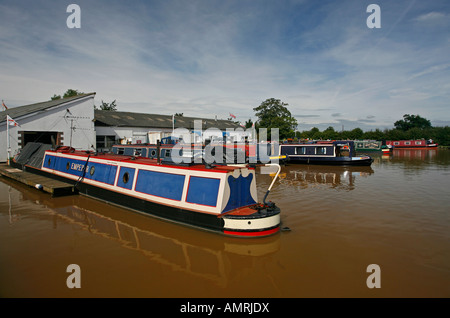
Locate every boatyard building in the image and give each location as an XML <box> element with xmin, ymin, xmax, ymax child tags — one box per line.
<box><xmin>0</xmin><ymin>93</ymin><xmax>96</xmax><ymax>162</ymax></box>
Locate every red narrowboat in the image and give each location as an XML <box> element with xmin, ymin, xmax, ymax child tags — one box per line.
<box><xmin>386</xmin><ymin>139</ymin><xmax>438</xmax><ymax>149</ymax></box>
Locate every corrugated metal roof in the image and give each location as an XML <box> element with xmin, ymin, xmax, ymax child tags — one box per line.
<box><xmin>1</xmin><ymin>93</ymin><xmax>242</xmax><ymax>131</ymax></box>
<box><xmin>1</xmin><ymin>93</ymin><xmax>96</xmax><ymax>123</ymax></box>
<box><xmin>94</xmin><ymin>110</ymin><xmax>242</xmax><ymax>130</ymax></box>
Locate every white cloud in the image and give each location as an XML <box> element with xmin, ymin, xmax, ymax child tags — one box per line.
<box><xmin>0</xmin><ymin>0</ymin><xmax>449</xmax><ymax>131</ymax></box>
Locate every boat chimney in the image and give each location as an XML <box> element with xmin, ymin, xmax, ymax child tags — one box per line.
<box><xmin>157</xmin><ymin>140</ymin><xmax>161</xmax><ymax>164</ymax></box>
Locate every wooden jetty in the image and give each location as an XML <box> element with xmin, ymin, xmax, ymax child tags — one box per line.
<box><xmin>0</xmin><ymin>164</ymin><xmax>77</xmax><ymax>197</ymax></box>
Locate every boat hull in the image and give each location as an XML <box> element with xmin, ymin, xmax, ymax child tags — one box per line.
<box><xmin>72</xmin><ymin>175</ymin><xmax>281</xmax><ymax>237</ymax></box>
<box><xmin>285</xmin><ymin>156</ymin><xmax>373</xmax><ymax>166</ymax></box>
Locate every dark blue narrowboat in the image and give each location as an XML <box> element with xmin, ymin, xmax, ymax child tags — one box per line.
<box><xmin>280</xmin><ymin>140</ymin><xmax>373</xmax><ymax>166</ymax></box>
<box><xmin>13</xmin><ymin>143</ymin><xmax>281</xmax><ymax>238</ymax></box>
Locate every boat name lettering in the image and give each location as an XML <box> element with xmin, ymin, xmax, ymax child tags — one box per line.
<box><xmin>71</xmin><ymin>163</ymin><xmax>86</xmax><ymax>171</ymax></box>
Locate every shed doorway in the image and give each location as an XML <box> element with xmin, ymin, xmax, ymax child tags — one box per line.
<box><xmin>19</xmin><ymin>131</ymin><xmax>63</xmax><ymax>148</ymax></box>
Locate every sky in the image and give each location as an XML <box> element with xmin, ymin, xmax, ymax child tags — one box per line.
<box><xmin>1</xmin><ymin>0</ymin><xmax>449</xmax><ymax>131</ymax></box>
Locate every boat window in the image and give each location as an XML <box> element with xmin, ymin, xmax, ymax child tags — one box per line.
<box><xmin>123</xmin><ymin>172</ymin><xmax>129</xmax><ymax>184</ymax></box>
<box><xmin>165</xmin><ymin>149</ymin><xmax>171</xmax><ymax>157</ymax></box>
<box><xmin>316</xmin><ymin>146</ymin><xmax>326</xmax><ymax>155</ymax></box>
<box><xmin>295</xmin><ymin>147</ymin><xmax>306</xmax><ymax>155</ymax></box>
<box><xmin>117</xmin><ymin>148</ymin><xmax>125</xmax><ymax>155</ymax></box>
<box><xmin>405</xmin><ymin>141</ymin><xmax>410</xmax><ymax>145</ymax></box>
<box><xmin>415</xmin><ymin>141</ymin><xmax>422</xmax><ymax>145</ymax></box>
<box><xmin>134</xmin><ymin>148</ymin><xmax>142</xmax><ymax>156</ymax></box>
<box><xmin>394</xmin><ymin>142</ymin><xmax>400</xmax><ymax>145</ymax></box>
<box><xmin>357</xmin><ymin>143</ymin><xmax>363</xmax><ymax>148</ymax></box>
<box><xmin>90</xmin><ymin>166</ymin><xmax>95</xmax><ymax>176</ymax></box>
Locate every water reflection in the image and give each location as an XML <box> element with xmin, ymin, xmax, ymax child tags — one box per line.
<box><xmin>393</xmin><ymin>148</ymin><xmax>437</xmax><ymax>161</ymax></box>
<box><xmin>275</xmin><ymin>165</ymin><xmax>374</xmax><ymax>191</ymax></box>
<box><xmin>0</xmin><ymin>177</ymin><xmax>280</xmax><ymax>290</ymax></box>
<box><xmin>373</xmin><ymin>148</ymin><xmax>450</xmax><ymax>170</ymax></box>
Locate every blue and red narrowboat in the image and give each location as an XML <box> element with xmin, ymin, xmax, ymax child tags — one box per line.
<box><xmin>14</xmin><ymin>143</ymin><xmax>281</xmax><ymax>238</ymax></box>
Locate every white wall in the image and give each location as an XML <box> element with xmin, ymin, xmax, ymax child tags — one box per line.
<box><xmin>96</xmin><ymin>125</ymin><xmax>252</xmax><ymax>146</ymax></box>
<box><xmin>0</xmin><ymin>95</ymin><xmax>95</xmax><ymax>162</ymax></box>
<box><xmin>95</xmin><ymin>126</ymin><xmax>173</xmax><ymax>144</ymax></box>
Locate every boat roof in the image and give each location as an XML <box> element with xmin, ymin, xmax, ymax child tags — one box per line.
<box><xmin>47</xmin><ymin>148</ymin><xmax>250</xmax><ymax>173</ymax></box>
<box><xmin>283</xmin><ymin>140</ymin><xmax>355</xmax><ymax>145</ymax></box>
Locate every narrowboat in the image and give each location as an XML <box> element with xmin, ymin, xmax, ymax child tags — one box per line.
<box><xmin>12</xmin><ymin>142</ymin><xmax>282</xmax><ymax>238</ymax></box>
<box><xmin>355</xmin><ymin>140</ymin><xmax>393</xmax><ymax>154</ymax></box>
<box><xmin>111</xmin><ymin>142</ymin><xmax>287</xmax><ymax>165</ymax></box>
<box><xmin>354</xmin><ymin>140</ymin><xmax>383</xmax><ymax>152</ymax></box>
<box><xmin>386</xmin><ymin>139</ymin><xmax>438</xmax><ymax>149</ymax></box>
<box><xmin>279</xmin><ymin>140</ymin><xmax>373</xmax><ymax>166</ymax></box>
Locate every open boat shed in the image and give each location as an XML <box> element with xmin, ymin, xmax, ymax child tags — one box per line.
<box><xmin>0</xmin><ymin>93</ymin><xmax>96</xmax><ymax>162</ymax></box>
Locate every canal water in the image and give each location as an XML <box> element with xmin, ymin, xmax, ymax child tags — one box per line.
<box><xmin>0</xmin><ymin>149</ymin><xmax>449</xmax><ymax>298</ymax></box>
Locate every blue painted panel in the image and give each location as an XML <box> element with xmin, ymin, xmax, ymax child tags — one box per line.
<box><xmin>135</xmin><ymin>170</ymin><xmax>185</xmax><ymax>201</ymax></box>
<box><xmin>86</xmin><ymin>162</ymin><xmax>117</xmax><ymax>185</ymax></box>
<box><xmin>43</xmin><ymin>154</ymin><xmax>56</xmax><ymax>170</ymax></box>
<box><xmin>186</xmin><ymin>176</ymin><xmax>220</xmax><ymax>207</ymax></box>
<box><xmin>124</xmin><ymin>148</ymin><xmax>134</xmax><ymax>156</ymax></box>
<box><xmin>223</xmin><ymin>174</ymin><xmax>256</xmax><ymax>212</ymax></box>
<box><xmin>43</xmin><ymin>155</ymin><xmax>117</xmax><ymax>185</ymax></box>
<box><xmin>117</xmin><ymin>167</ymin><xmax>135</xmax><ymax>189</ymax></box>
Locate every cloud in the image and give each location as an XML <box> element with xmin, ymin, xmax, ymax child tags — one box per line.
<box><xmin>414</xmin><ymin>11</ymin><xmax>448</xmax><ymax>23</ymax></box>
<box><xmin>1</xmin><ymin>0</ymin><xmax>449</xmax><ymax>130</ymax></box>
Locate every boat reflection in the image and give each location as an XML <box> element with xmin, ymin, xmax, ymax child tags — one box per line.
<box><xmin>1</xmin><ymin>177</ymin><xmax>280</xmax><ymax>288</ymax></box>
<box><xmin>277</xmin><ymin>164</ymin><xmax>374</xmax><ymax>191</ymax></box>
<box><xmin>393</xmin><ymin>148</ymin><xmax>437</xmax><ymax>160</ymax></box>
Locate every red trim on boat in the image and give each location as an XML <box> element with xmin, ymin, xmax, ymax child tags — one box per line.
<box><xmin>223</xmin><ymin>226</ymin><xmax>280</xmax><ymax>237</ymax></box>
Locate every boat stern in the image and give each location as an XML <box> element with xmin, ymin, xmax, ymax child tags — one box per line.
<box><xmin>221</xmin><ymin>204</ymin><xmax>281</xmax><ymax>237</ymax></box>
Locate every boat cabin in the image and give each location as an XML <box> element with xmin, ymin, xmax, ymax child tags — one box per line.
<box><xmin>279</xmin><ymin>140</ymin><xmax>372</xmax><ymax>166</ymax></box>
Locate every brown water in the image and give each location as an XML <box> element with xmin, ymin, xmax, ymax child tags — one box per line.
<box><xmin>0</xmin><ymin>149</ymin><xmax>449</xmax><ymax>298</ymax></box>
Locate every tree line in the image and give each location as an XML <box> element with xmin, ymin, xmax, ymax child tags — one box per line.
<box><xmin>250</xmin><ymin>99</ymin><xmax>450</xmax><ymax>146</ymax></box>
<box><xmin>294</xmin><ymin>125</ymin><xmax>450</xmax><ymax>146</ymax></box>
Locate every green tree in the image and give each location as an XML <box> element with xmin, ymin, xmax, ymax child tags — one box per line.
<box><xmin>394</xmin><ymin>114</ymin><xmax>432</xmax><ymax>131</ymax></box>
<box><xmin>253</xmin><ymin>98</ymin><xmax>298</xmax><ymax>139</ymax></box>
<box><xmin>322</xmin><ymin>126</ymin><xmax>338</xmax><ymax>140</ymax></box>
<box><xmin>94</xmin><ymin>100</ymin><xmax>117</xmax><ymax>111</ymax></box>
<box><xmin>63</xmin><ymin>89</ymin><xmax>84</xmax><ymax>98</ymax></box>
<box><xmin>363</xmin><ymin>128</ymin><xmax>384</xmax><ymax>140</ymax></box>
<box><xmin>51</xmin><ymin>89</ymin><xmax>84</xmax><ymax>100</ymax></box>
<box><xmin>244</xmin><ymin>118</ymin><xmax>253</xmax><ymax>129</ymax></box>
